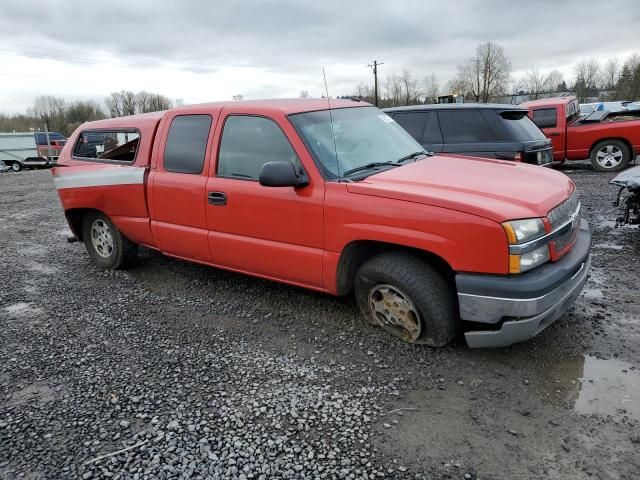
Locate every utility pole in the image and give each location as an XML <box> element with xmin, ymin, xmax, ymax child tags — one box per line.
<box><xmin>367</xmin><ymin>60</ymin><xmax>384</xmax><ymax>107</ymax></box>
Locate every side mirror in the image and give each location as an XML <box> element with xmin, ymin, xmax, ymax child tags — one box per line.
<box><xmin>259</xmin><ymin>161</ymin><xmax>308</xmax><ymax>187</ymax></box>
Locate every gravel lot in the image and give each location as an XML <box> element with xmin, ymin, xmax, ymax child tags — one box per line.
<box><xmin>1</xmin><ymin>165</ymin><xmax>639</xmax><ymax>480</ymax></box>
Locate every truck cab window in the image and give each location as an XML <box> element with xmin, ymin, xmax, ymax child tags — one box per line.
<box><xmin>217</xmin><ymin>116</ymin><xmax>300</xmax><ymax>180</ymax></box>
<box><xmin>164</xmin><ymin>115</ymin><xmax>212</xmax><ymax>174</ymax></box>
<box><xmin>73</xmin><ymin>130</ymin><xmax>140</xmax><ymax>162</ymax></box>
<box><xmin>532</xmin><ymin>108</ymin><xmax>557</xmax><ymax>129</ymax></box>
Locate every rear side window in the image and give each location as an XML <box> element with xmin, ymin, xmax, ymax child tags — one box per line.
<box><xmin>423</xmin><ymin>112</ymin><xmax>443</xmax><ymax>144</ymax></box>
<box><xmin>391</xmin><ymin>111</ymin><xmax>443</xmax><ymax>144</ymax></box>
<box><xmin>73</xmin><ymin>130</ymin><xmax>140</xmax><ymax>162</ymax></box>
<box><xmin>437</xmin><ymin>110</ymin><xmax>495</xmax><ymax>143</ymax></box>
<box><xmin>532</xmin><ymin>108</ymin><xmax>557</xmax><ymax>129</ymax></box>
<box><xmin>217</xmin><ymin>115</ymin><xmax>300</xmax><ymax>180</ymax></box>
<box><xmin>164</xmin><ymin>115</ymin><xmax>212</xmax><ymax>174</ymax></box>
<box><xmin>391</xmin><ymin>112</ymin><xmax>427</xmax><ymax>142</ymax></box>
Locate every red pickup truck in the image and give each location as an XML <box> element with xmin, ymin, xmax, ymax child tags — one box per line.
<box><xmin>521</xmin><ymin>96</ymin><xmax>640</xmax><ymax>171</ymax></box>
<box><xmin>52</xmin><ymin>99</ymin><xmax>591</xmax><ymax>348</ymax></box>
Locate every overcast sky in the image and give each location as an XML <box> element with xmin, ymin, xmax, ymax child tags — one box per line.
<box><xmin>1</xmin><ymin>0</ymin><xmax>639</xmax><ymax>113</ymax></box>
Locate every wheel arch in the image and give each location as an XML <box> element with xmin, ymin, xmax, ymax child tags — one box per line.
<box><xmin>589</xmin><ymin>137</ymin><xmax>633</xmax><ymax>158</ymax></box>
<box><xmin>65</xmin><ymin>208</ymin><xmax>105</xmax><ymax>241</ymax></box>
<box><xmin>335</xmin><ymin>240</ymin><xmax>455</xmax><ymax>296</ymax></box>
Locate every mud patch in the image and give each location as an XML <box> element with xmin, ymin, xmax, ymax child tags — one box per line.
<box><xmin>18</xmin><ymin>244</ymin><xmax>48</xmax><ymax>257</ymax></box>
<box><xmin>7</xmin><ymin>381</ymin><xmax>58</xmax><ymax>407</ymax></box>
<box><xmin>593</xmin><ymin>242</ymin><xmax>623</xmax><ymax>251</ymax></box>
<box><xmin>27</xmin><ymin>261</ymin><xmax>57</xmax><ymax>274</ymax></box>
<box><xmin>3</xmin><ymin>302</ymin><xmax>43</xmax><ymax>317</ymax></box>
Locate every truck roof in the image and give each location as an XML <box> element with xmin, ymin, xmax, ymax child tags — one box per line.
<box><xmin>384</xmin><ymin>103</ymin><xmax>527</xmax><ymax>112</ymax></box>
<box><xmin>520</xmin><ymin>96</ymin><xmax>576</xmax><ymax>108</ymax></box>
<box><xmin>80</xmin><ymin>99</ymin><xmax>370</xmax><ymax>130</ymax></box>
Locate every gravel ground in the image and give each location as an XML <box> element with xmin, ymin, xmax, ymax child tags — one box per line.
<box><xmin>1</xmin><ymin>165</ymin><xmax>639</xmax><ymax>480</ymax></box>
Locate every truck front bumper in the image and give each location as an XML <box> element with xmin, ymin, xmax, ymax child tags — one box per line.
<box><xmin>456</xmin><ymin>219</ymin><xmax>591</xmax><ymax>348</ymax></box>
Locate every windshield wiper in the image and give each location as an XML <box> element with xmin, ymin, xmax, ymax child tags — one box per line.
<box><xmin>340</xmin><ymin>151</ymin><xmax>431</xmax><ymax>180</ymax></box>
<box><xmin>341</xmin><ymin>161</ymin><xmax>398</xmax><ymax>177</ymax></box>
<box><xmin>395</xmin><ymin>151</ymin><xmax>430</xmax><ymax>163</ymax></box>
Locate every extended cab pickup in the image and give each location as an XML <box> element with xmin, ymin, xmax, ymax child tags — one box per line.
<box><xmin>522</xmin><ymin>96</ymin><xmax>640</xmax><ymax>172</ymax></box>
<box><xmin>52</xmin><ymin>99</ymin><xmax>591</xmax><ymax>348</ymax></box>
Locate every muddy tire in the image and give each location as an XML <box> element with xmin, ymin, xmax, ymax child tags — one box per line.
<box><xmin>82</xmin><ymin>212</ymin><xmax>138</xmax><ymax>270</ymax></box>
<box><xmin>590</xmin><ymin>140</ymin><xmax>630</xmax><ymax>172</ymax></box>
<box><xmin>354</xmin><ymin>252</ymin><xmax>457</xmax><ymax>346</ymax></box>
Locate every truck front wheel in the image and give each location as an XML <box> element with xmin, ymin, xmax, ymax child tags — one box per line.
<box><xmin>590</xmin><ymin>140</ymin><xmax>631</xmax><ymax>172</ymax></box>
<box><xmin>81</xmin><ymin>212</ymin><xmax>138</xmax><ymax>270</ymax></box>
<box><xmin>354</xmin><ymin>252</ymin><xmax>457</xmax><ymax>347</ymax></box>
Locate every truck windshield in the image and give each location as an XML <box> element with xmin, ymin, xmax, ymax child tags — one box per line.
<box><xmin>288</xmin><ymin>106</ymin><xmax>424</xmax><ymax>179</ymax></box>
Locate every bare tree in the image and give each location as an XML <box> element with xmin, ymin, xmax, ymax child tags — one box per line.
<box><xmin>423</xmin><ymin>73</ymin><xmax>440</xmax><ymax>103</ymax></box>
<box><xmin>105</xmin><ymin>91</ymin><xmax>137</xmax><ymax>117</ymax></box>
<box><xmin>27</xmin><ymin>96</ymin><xmax>67</xmax><ymax>129</ymax></box>
<box><xmin>299</xmin><ymin>90</ymin><xmax>310</xmax><ymax>98</ymax></box>
<box><xmin>135</xmin><ymin>91</ymin><xmax>152</xmax><ymax>113</ymax></box>
<box><xmin>398</xmin><ymin>69</ymin><xmax>420</xmax><ymax>105</ymax></box>
<box><xmin>232</xmin><ymin>94</ymin><xmax>245</xmax><ymax>101</ymax></box>
<box><xmin>146</xmin><ymin>93</ymin><xmax>172</xmax><ymax>112</ymax></box>
<box><xmin>545</xmin><ymin>70</ymin><xmax>564</xmax><ymax>93</ymax></box>
<box><xmin>603</xmin><ymin>58</ymin><xmax>620</xmax><ymax>98</ymax></box>
<box><xmin>458</xmin><ymin>41</ymin><xmax>511</xmax><ymax>102</ymax></box>
<box><xmin>519</xmin><ymin>67</ymin><xmax>547</xmax><ymax>100</ymax></box>
<box><xmin>383</xmin><ymin>73</ymin><xmax>403</xmax><ymax>107</ymax></box>
<box><xmin>174</xmin><ymin>98</ymin><xmax>185</xmax><ymax>106</ymax></box>
<box><xmin>574</xmin><ymin>58</ymin><xmax>600</xmax><ymax>102</ymax></box>
<box><xmin>519</xmin><ymin>67</ymin><xmax>565</xmax><ymax>99</ymax></box>
<box><xmin>354</xmin><ymin>81</ymin><xmax>374</xmax><ymax>101</ymax></box>
<box><xmin>444</xmin><ymin>77</ymin><xmax>466</xmax><ymax>96</ymax></box>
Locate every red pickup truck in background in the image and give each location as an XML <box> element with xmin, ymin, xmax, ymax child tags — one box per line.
<box><xmin>37</xmin><ymin>139</ymin><xmax>67</xmax><ymax>160</ymax></box>
<box><xmin>522</xmin><ymin>96</ymin><xmax>640</xmax><ymax>171</ymax></box>
<box><xmin>52</xmin><ymin>99</ymin><xmax>591</xmax><ymax>348</ymax></box>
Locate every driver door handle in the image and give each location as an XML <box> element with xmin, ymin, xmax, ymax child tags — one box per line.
<box><xmin>207</xmin><ymin>191</ymin><xmax>227</xmax><ymax>206</ymax></box>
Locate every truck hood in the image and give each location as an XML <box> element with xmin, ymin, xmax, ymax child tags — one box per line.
<box><xmin>346</xmin><ymin>155</ymin><xmax>574</xmax><ymax>223</ymax></box>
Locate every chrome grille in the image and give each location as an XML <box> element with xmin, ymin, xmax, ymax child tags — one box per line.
<box><xmin>553</xmin><ymin>225</ymin><xmax>578</xmax><ymax>252</ymax></box>
<box><xmin>548</xmin><ymin>191</ymin><xmax>580</xmax><ymax>230</ymax></box>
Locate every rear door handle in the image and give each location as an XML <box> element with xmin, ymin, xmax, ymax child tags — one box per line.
<box><xmin>547</xmin><ymin>132</ymin><xmax>560</xmax><ymax>137</ymax></box>
<box><xmin>207</xmin><ymin>191</ymin><xmax>227</xmax><ymax>206</ymax></box>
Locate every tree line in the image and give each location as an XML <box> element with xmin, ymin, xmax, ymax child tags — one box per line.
<box><xmin>352</xmin><ymin>42</ymin><xmax>640</xmax><ymax>107</ymax></box>
<box><xmin>0</xmin><ymin>91</ymin><xmax>182</xmax><ymax>137</ymax></box>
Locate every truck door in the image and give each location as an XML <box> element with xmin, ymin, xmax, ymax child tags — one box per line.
<box><xmin>149</xmin><ymin>112</ymin><xmax>216</xmax><ymax>262</ymax></box>
<box><xmin>204</xmin><ymin>110</ymin><xmax>325</xmax><ymax>288</ymax></box>
<box><xmin>531</xmin><ymin>108</ymin><xmax>564</xmax><ymax>161</ymax></box>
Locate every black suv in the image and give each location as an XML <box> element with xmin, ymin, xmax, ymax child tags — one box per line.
<box><xmin>384</xmin><ymin>104</ymin><xmax>553</xmax><ymax>166</ymax></box>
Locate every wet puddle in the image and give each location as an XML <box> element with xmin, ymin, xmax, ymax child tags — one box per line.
<box><xmin>540</xmin><ymin>355</ymin><xmax>640</xmax><ymax>420</ymax></box>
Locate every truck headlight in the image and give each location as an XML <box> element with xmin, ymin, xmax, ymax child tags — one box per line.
<box><xmin>502</xmin><ymin>218</ymin><xmax>549</xmax><ymax>273</ymax></box>
<box><xmin>502</xmin><ymin>218</ymin><xmax>545</xmax><ymax>243</ymax></box>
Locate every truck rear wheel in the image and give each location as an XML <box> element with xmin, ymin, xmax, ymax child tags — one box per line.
<box><xmin>590</xmin><ymin>140</ymin><xmax>630</xmax><ymax>172</ymax></box>
<box><xmin>354</xmin><ymin>252</ymin><xmax>457</xmax><ymax>347</ymax></box>
<box><xmin>10</xmin><ymin>162</ymin><xmax>22</xmax><ymax>172</ymax></box>
<box><xmin>81</xmin><ymin>212</ymin><xmax>138</xmax><ymax>270</ymax></box>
